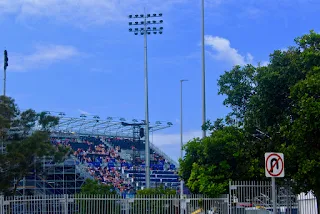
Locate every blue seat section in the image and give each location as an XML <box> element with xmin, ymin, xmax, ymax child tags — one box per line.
<box><xmin>125</xmin><ymin>168</ymin><xmax>180</xmax><ymax>188</ymax></box>
<box><xmin>88</xmin><ymin>162</ymin><xmax>101</xmax><ymax>167</ymax></box>
<box><xmin>152</xmin><ymin>170</ymin><xmax>175</xmax><ymax>174</ymax></box>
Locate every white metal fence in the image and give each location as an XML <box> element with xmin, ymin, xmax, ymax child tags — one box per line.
<box><xmin>297</xmin><ymin>192</ymin><xmax>318</xmax><ymax>214</ymax></box>
<box><xmin>229</xmin><ymin>181</ymin><xmax>318</xmax><ymax>214</ymax></box>
<box><xmin>0</xmin><ymin>181</ymin><xmax>317</xmax><ymax>214</ymax></box>
<box><xmin>0</xmin><ymin>194</ymin><xmax>228</xmax><ymax>214</ymax></box>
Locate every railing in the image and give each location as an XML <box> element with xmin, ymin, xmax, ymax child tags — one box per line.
<box><xmin>0</xmin><ymin>184</ymin><xmax>317</xmax><ymax>214</ymax></box>
<box><xmin>297</xmin><ymin>192</ymin><xmax>318</xmax><ymax>214</ymax></box>
<box><xmin>229</xmin><ymin>181</ymin><xmax>319</xmax><ymax>214</ymax></box>
<box><xmin>75</xmin><ymin>164</ymin><xmax>93</xmax><ymax>180</ymax></box>
<box><xmin>0</xmin><ymin>194</ymin><xmax>229</xmax><ymax>214</ymax></box>
<box><xmin>150</xmin><ymin>142</ymin><xmax>179</xmax><ymax>167</ymax></box>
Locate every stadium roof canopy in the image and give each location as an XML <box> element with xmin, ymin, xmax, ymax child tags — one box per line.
<box><xmin>43</xmin><ymin>111</ymin><xmax>173</xmax><ymax>138</ymax></box>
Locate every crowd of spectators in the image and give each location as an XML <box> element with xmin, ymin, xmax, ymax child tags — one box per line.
<box><xmin>74</xmin><ymin>144</ymin><xmax>136</xmax><ymax>194</ymax></box>
<box><xmin>50</xmin><ymin>136</ymin><xmax>177</xmax><ymax>194</ymax></box>
<box><xmin>51</xmin><ymin>137</ymin><xmax>136</xmax><ymax>194</ymax></box>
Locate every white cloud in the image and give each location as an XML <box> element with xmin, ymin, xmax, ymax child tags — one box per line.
<box><xmin>151</xmin><ymin>130</ymin><xmax>202</xmax><ymax>147</ymax></box>
<box><xmin>0</xmin><ymin>0</ymin><xmax>187</xmax><ymax>26</ymax></box>
<box><xmin>150</xmin><ymin>130</ymin><xmax>204</xmax><ymax>163</ymax></box>
<box><xmin>8</xmin><ymin>44</ymin><xmax>81</xmax><ymax>72</ymax></box>
<box><xmin>204</xmin><ymin>35</ymin><xmax>254</xmax><ymax>66</ymax></box>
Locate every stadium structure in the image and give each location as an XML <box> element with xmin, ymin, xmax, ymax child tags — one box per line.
<box><xmin>16</xmin><ymin>112</ymin><xmax>185</xmax><ymax>197</ymax></box>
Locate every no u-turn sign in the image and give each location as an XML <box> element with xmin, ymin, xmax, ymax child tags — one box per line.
<box><xmin>265</xmin><ymin>153</ymin><xmax>285</xmax><ymax>177</ymax></box>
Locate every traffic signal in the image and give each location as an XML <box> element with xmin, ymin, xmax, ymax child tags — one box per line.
<box><xmin>4</xmin><ymin>50</ymin><xmax>8</xmax><ymax>69</ymax></box>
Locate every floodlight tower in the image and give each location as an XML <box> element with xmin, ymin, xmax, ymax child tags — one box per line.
<box><xmin>128</xmin><ymin>12</ymin><xmax>163</xmax><ymax>188</ymax></box>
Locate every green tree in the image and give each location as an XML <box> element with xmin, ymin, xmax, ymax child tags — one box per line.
<box><xmin>136</xmin><ymin>185</ymin><xmax>176</xmax><ymax>195</ymax></box>
<box><xmin>180</xmin><ymin>124</ymin><xmax>261</xmax><ymax>197</ymax></box>
<box><xmin>281</xmin><ymin>58</ymin><xmax>320</xmax><ymax>209</ymax></box>
<box><xmin>218</xmin><ymin>64</ymin><xmax>257</xmax><ymax>122</ymax></box>
<box><xmin>181</xmin><ymin>31</ymin><xmax>320</xmax><ymax>210</ymax></box>
<box><xmin>38</xmin><ymin>111</ymin><xmax>59</xmax><ymax>131</ymax></box>
<box><xmin>79</xmin><ymin>179</ymin><xmax>116</xmax><ymax>195</ymax></box>
<box><xmin>134</xmin><ymin>186</ymin><xmax>176</xmax><ymax>214</ymax></box>
<box><xmin>217</xmin><ymin>30</ymin><xmax>320</xmax><ymax>210</ymax></box>
<box><xmin>0</xmin><ymin>95</ymin><xmax>69</xmax><ymax>195</ymax></box>
<box><xmin>77</xmin><ymin>179</ymin><xmax>119</xmax><ymax>214</ymax></box>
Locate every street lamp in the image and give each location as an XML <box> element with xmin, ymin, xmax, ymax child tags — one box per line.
<box><xmin>201</xmin><ymin>0</ymin><xmax>206</xmax><ymax>138</ymax></box>
<box><xmin>128</xmin><ymin>11</ymin><xmax>164</xmax><ymax>189</ymax></box>
<box><xmin>180</xmin><ymin>79</ymin><xmax>188</xmax><ymax>213</ymax></box>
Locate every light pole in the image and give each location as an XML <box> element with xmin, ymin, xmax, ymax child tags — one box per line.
<box><xmin>201</xmin><ymin>0</ymin><xmax>206</xmax><ymax>138</ymax></box>
<box><xmin>128</xmin><ymin>12</ymin><xmax>164</xmax><ymax>188</ymax></box>
<box><xmin>180</xmin><ymin>79</ymin><xmax>188</xmax><ymax>213</ymax></box>
<box><xmin>3</xmin><ymin>50</ymin><xmax>8</xmax><ymax>96</ymax></box>
<box><xmin>1</xmin><ymin>50</ymin><xmax>8</xmax><ymax>155</ymax></box>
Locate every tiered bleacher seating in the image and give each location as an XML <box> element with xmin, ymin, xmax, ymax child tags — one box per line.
<box><xmin>106</xmin><ymin>137</ymin><xmax>179</xmax><ymax>190</ymax></box>
<box><xmin>108</xmin><ymin>138</ymin><xmax>144</xmax><ymax>150</ymax></box>
<box><xmin>51</xmin><ymin>135</ymin><xmax>181</xmax><ymax>195</ymax></box>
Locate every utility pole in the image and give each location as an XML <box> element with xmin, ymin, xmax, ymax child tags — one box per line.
<box><xmin>1</xmin><ymin>50</ymin><xmax>8</xmax><ymax>154</ymax></box>
<box><xmin>180</xmin><ymin>79</ymin><xmax>188</xmax><ymax>214</ymax></box>
<box><xmin>3</xmin><ymin>50</ymin><xmax>8</xmax><ymax>96</ymax></box>
<box><xmin>128</xmin><ymin>12</ymin><xmax>164</xmax><ymax>188</ymax></box>
<box><xmin>201</xmin><ymin>0</ymin><xmax>206</xmax><ymax>138</ymax></box>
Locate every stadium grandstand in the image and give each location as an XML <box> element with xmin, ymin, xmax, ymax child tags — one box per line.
<box><xmin>16</xmin><ymin>112</ymin><xmax>189</xmax><ymax>197</ymax></box>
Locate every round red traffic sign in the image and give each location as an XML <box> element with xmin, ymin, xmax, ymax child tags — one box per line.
<box><xmin>266</xmin><ymin>153</ymin><xmax>284</xmax><ymax>177</ymax></box>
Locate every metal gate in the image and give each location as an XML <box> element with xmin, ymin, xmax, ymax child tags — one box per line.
<box><xmin>228</xmin><ymin>181</ymin><xmax>318</xmax><ymax>214</ymax></box>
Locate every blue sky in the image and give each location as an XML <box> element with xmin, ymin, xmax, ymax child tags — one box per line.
<box><xmin>1</xmin><ymin>0</ymin><xmax>319</xmax><ymax>162</ymax></box>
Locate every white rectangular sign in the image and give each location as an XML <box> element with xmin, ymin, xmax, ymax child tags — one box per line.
<box><xmin>265</xmin><ymin>152</ymin><xmax>285</xmax><ymax>177</ymax></box>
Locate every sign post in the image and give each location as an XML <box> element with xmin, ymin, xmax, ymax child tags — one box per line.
<box><xmin>265</xmin><ymin>152</ymin><xmax>285</xmax><ymax>214</ymax></box>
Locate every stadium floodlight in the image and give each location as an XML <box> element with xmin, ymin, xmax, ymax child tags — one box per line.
<box><xmin>128</xmin><ymin>11</ymin><xmax>163</xmax><ymax>189</ymax></box>
<box><xmin>58</xmin><ymin>112</ymin><xmax>66</xmax><ymax>117</ymax></box>
<box><xmin>93</xmin><ymin>115</ymin><xmax>100</xmax><ymax>122</ymax></box>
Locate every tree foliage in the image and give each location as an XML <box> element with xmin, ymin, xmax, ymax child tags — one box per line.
<box><xmin>134</xmin><ymin>186</ymin><xmax>177</xmax><ymax>214</ymax></box>
<box><xmin>180</xmin><ymin>30</ymin><xmax>320</xmax><ymax>207</ymax></box>
<box><xmin>180</xmin><ymin>125</ymin><xmax>263</xmax><ymax>197</ymax></box>
<box><xmin>79</xmin><ymin>179</ymin><xmax>116</xmax><ymax>195</ymax></box>
<box><xmin>136</xmin><ymin>185</ymin><xmax>176</xmax><ymax>196</ymax></box>
<box><xmin>0</xmin><ymin>95</ymin><xmax>69</xmax><ymax>195</ymax></box>
<box><xmin>77</xmin><ymin>179</ymin><xmax>119</xmax><ymax>214</ymax></box>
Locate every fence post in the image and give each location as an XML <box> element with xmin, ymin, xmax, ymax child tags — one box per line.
<box><xmin>64</xmin><ymin>194</ymin><xmax>68</xmax><ymax>214</ymax></box>
<box><xmin>228</xmin><ymin>180</ymin><xmax>231</xmax><ymax>214</ymax></box>
<box><xmin>0</xmin><ymin>196</ymin><xmax>3</xmax><ymax>214</ymax></box>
